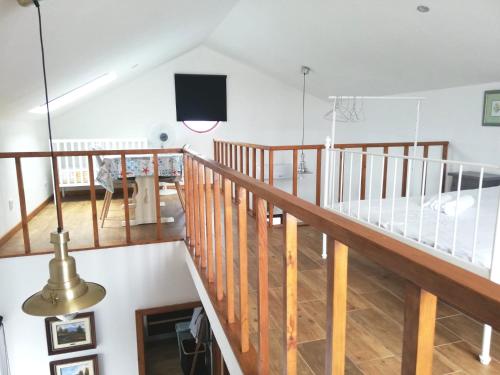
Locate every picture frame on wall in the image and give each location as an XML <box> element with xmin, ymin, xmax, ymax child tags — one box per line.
<box><xmin>49</xmin><ymin>354</ymin><xmax>99</xmax><ymax>375</ymax></box>
<box><xmin>482</xmin><ymin>90</ymin><xmax>500</xmax><ymax>126</ymax></box>
<box><xmin>45</xmin><ymin>312</ymin><xmax>97</xmax><ymax>355</ymax></box>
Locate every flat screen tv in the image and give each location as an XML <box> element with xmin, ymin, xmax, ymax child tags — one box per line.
<box><xmin>175</xmin><ymin>74</ymin><xmax>227</xmax><ymax>122</ymax></box>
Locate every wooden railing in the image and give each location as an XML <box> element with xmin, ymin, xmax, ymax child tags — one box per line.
<box><xmin>0</xmin><ymin>148</ymin><xmax>183</xmax><ymax>257</ymax></box>
<box><xmin>213</xmin><ymin>140</ymin><xmax>449</xmax><ymax>226</ymax></box>
<box><xmin>184</xmin><ymin>148</ymin><xmax>500</xmax><ymax>375</ymax></box>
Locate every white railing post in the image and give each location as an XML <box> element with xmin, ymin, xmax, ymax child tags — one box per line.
<box><xmin>322</xmin><ymin>137</ymin><xmax>332</xmax><ymax>259</ymax></box>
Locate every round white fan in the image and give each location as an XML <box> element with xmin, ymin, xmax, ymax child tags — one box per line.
<box><xmin>148</xmin><ymin>123</ymin><xmax>177</xmax><ymax>148</ymax></box>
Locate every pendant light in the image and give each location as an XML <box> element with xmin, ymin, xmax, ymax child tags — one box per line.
<box><xmin>20</xmin><ymin>0</ymin><xmax>106</xmax><ymax>319</ymax></box>
<box><xmin>298</xmin><ymin>66</ymin><xmax>312</xmax><ymax>175</ymax></box>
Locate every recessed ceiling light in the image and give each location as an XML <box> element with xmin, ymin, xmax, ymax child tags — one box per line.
<box><xmin>417</xmin><ymin>5</ymin><xmax>430</xmax><ymax>13</ymax></box>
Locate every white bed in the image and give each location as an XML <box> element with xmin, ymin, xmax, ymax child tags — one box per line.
<box><xmin>333</xmin><ymin>186</ymin><xmax>500</xmax><ymax>269</ymax></box>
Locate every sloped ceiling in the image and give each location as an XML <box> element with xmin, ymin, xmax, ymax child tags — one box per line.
<box><xmin>0</xmin><ymin>0</ymin><xmax>236</xmax><ymax>119</ymax></box>
<box><xmin>207</xmin><ymin>0</ymin><xmax>500</xmax><ymax>99</ymax></box>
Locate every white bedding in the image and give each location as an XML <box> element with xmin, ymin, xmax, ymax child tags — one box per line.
<box><xmin>331</xmin><ymin>186</ymin><xmax>500</xmax><ymax>268</ymax></box>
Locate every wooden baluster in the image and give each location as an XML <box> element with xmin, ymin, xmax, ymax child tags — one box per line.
<box><xmin>401</xmin><ymin>282</ymin><xmax>437</xmax><ymax>375</ymax></box>
<box><xmin>214</xmin><ymin>141</ymin><xmax>217</xmax><ymax>161</ymax></box>
<box><xmin>213</xmin><ymin>173</ymin><xmax>224</xmax><ymax>301</ymax></box>
<box><xmin>193</xmin><ymin>160</ymin><xmax>200</xmax><ymax>257</ymax></box>
<box><xmin>153</xmin><ymin>154</ymin><xmax>162</xmax><ymax>241</ymax></box>
<box><xmin>260</xmin><ymin>149</ymin><xmax>265</xmax><ymax>182</ymax></box>
<box><xmin>15</xmin><ymin>157</ymin><xmax>30</xmax><ymax>254</ymax></box>
<box><xmin>184</xmin><ymin>156</ymin><xmax>191</xmax><ymax>244</ymax></box>
<box><xmin>198</xmin><ymin>163</ymin><xmax>207</xmax><ymax>268</ymax></box>
<box><xmin>441</xmin><ymin>143</ymin><xmax>448</xmax><ymax>193</ymax></box>
<box><xmin>120</xmin><ymin>154</ymin><xmax>131</xmax><ymax>244</ymax></box>
<box><xmin>239</xmin><ymin>145</ymin><xmax>244</xmax><ymax>173</ymax></box>
<box><xmin>402</xmin><ymin>145</ymin><xmax>410</xmax><ymax>197</ymax></box>
<box><xmin>268</xmin><ymin>150</ymin><xmax>274</xmax><ymax>226</ymax></box>
<box><xmin>252</xmin><ymin>147</ymin><xmax>257</xmax><ymax>214</ymax></box>
<box><xmin>237</xmin><ymin>186</ymin><xmax>249</xmax><ymax>352</ymax></box>
<box><xmin>256</xmin><ymin>197</ymin><xmax>269</xmax><ymax>373</ymax></box>
<box><xmin>382</xmin><ymin>146</ymin><xmax>389</xmax><ymax>199</ymax></box>
<box><xmin>283</xmin><ymin>213</ymin><xmax>298</xmax><ymax>375</ymax></box>
<box><xmin>245</xmin><ymin>146</ymin><xmax>250</xmax><ymax>209</ymax></box>
<box><xmin>292</xmin><ymin>149</ymin><xmax>298</xmax><ymax>196</ymax></box>
<box><xmin>230</xmin><ymin>145</ymin><xmax>234</xmax><ymax>169</ymax></box>
<box><xmin>188</xmin><ymin>157</ymin><xmax>196</xmax><ymax>251</ymax></box>
<box><xmin>51</xmin><ymin>156</ymin><xmax>64</xmax><ymax>229</ymax></box>
<box><xmin>205</xmin><ymin>168</ymin><xmax>214</xmax><ymax>282</ymax></box>
<box><xmin>360</xmin><ymin>146</ymin><xmax>367</xmax><ymax>200</ymax></box>
<box><xmin>316</xmin><ymin>148</ymin><xmax>322</xmax><ymax>206</ymax></box>
<box><xmin>224</xmin><ymin>178</ymin><xmax>235</xmax><ymax>323</ymax></box>
<box><xmin>325</xmin><ymin>238</ymin><xmax>348</xmax><ymax>375</ymax></box>
<box><xmin>87</xmin><ymin>155</ymin><xmax>99</xmax><ymax>248</ymax></box>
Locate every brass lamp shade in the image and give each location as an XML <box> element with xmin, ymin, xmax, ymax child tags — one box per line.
<box><xmin>22</xmin><ymin>231</ymin><xmax>106</xmax><ymax>317</ymax></box>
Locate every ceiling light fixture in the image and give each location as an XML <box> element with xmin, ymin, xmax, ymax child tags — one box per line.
<box><xmin>20</xmin><ymin>0</ymin><xmax>106</xmax><ymax>319</ymax></box>
<box><xmin>29</xmin><ymin>72</ymin><xmax>117</xmax><ymax>114</ymax></box>
<box><xmin>417</xmin><ymin>5</ymin><xmax>430</xmax><ymax>13</ymax></box>
<box><xmin>298</xmin><ymin>66</ymin><xmax>312</xmax><ymax>176</ymax></box>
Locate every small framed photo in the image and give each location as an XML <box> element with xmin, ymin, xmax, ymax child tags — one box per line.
<box><xmin>45</xmin><ymin>312</ymin><xmax>96</xmax><ymax>355</ymax></box>
<box><xmin>50</xmin><ymin>354</ymin><xmax>99</xmax><ymax>375</ymax></box>
<box><xmin>482</xmin><ymin>90</ymin><xmax>500</xmax><ymax>126</ymax></box>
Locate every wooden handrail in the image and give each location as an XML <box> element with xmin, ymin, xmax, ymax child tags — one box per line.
<box><xmin>184</xmin><ymin>148</ymin><xmax>500</xmax><ymax>375</ymax></box>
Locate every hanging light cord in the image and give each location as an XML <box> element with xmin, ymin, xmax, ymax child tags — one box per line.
<box><xmin>34</xmin><ymin>0</ymin><xmax>62</xmax><ymax>233</ymax></box>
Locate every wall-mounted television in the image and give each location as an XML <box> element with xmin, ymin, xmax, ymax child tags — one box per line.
<box><xmin>174</xmin><ymin>74</ymin><xmax>227</xmax><ymax>122</ymax></box>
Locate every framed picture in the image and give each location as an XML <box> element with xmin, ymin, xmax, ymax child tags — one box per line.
<box><xmin>50</xmin><ymin>354</ymin><xmax>99</xmax><ymax>375</ymax></box>
<box><xmin>45</xmin><ymin>312</ymin><xmax>96</xmax><ymax>355</ymax></box>
<box><xmin>482</xmin><ymin>90</ymin><xmax>500</xmax><ymax>126</ymax></box>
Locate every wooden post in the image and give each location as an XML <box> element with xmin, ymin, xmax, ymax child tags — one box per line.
<box><xmin>153</xmin><ymin>154</ymin><xmax>162</xmax><ymax>241</ymax></box>
<box><xmin>15</xmin><ymin>157</ymin><xmax>30</xmax><ymax>254</ymax></box>
<box><xmin>402</xmin><ymin>145</ymin><xmax>410</xmax><ymax>197</ymax></box>
<box><xmin>245</xmin><ymin>146</ymin><xmax>250</xmax><ymax>208</ymax></box>
<box><xmin>292</xmin><ymin>149</ymin><xmax>298</xmax><ymax>197</ymax></box>
<box><xmin>237</xmin><ymin>186</ymin><xmax>249</xmax><ymax>352</ymax></box>
<box><xmin>325</xmin><ymin>238</ymin><xmax>348</xmax><ymax>375</ymax></box>
<box><xmin>382</xmin><ymin>146</ymin><xmax>389</xmax><ymax>199</ymax></box>
<box><xmin>283</xmin><ymin>213</ymin><xmax>298</xmax><ymax>375</ymax></box>
<box><xmin>239</xmin><ymin>146</ymin><xmax>244</xmax><ymax>173</ymax></box>
<box><xmin>401</xmin><ymin>282</ymin><xmax>437</xmax><ymax>375</ymax></box>
<box><xmin>260</xmin><ymin>149</ymin><xmax>265</xmax><ymax>182</ymax></box>
<box><xmin>360</xmin><ymin>146</ymin><xmax>367</xmax><ymax>200</ymax></box>
<box><xmin>316</xmin><ymin>148</ymin><xmax>322</xmax><ymax>206</ymax></box>
<box><xmin>441</xmin><ymin>143</ymin><xmax>448</xmax><ymax>193</ymax></box>
<box><xmin>120</xmin><ymin>154</ymin><xmax>131</xmax><ymax>244</ymax></box>
<box><xmin>87</xmin><ymin>155</ymin><xmax>99</xmax><ymax>248</ymax></box>
<box><xmin>205</xmin><ymin>168</ymin><xmax>214</xmax><ymax>282</ymax></box>
<box><xmin>214</xmin><ymin>141</ymin><xmax>217</xmax><ymax>162</ymax></box>
<box><xmin>268</xmin><ymin>150</ymin><xmax>274</xmax><ymax>226</ymax></box>
<box><xmin>188</xmin><ymin>157</ymin><xmax>196</xmax><ymax>250</ymax></box>
<box><xmin>193</xmin><ymin>160</ymin><xmax>200</xmax><ymax>257</ymax></box>
<box><xmin>256</xmin><ymin>197</ymin><xmax>269</xmax><ymax>372</ymax></box>
<box><xmin>338</xmin><ymin>149</ymin><xmax>344</xmax><ymax>203</ymax></box>
<box><xmin>198</xmin><ymin>163</ymin><xmax>207</xmax><ymax>268</ymax></box>
<box><xmin>224</xmin><ymin>178</ymin><xmax>235</xmax><ymax>323</ymax></box>
<box><xmin>213</xmin><ymin>173</ymin><xmax>224</xmax><ymax>301</ymax></box>
<box><xmin>184</xmin><ymin>156</ymin><xmax>191</xmax><ymax>244</ymax></box>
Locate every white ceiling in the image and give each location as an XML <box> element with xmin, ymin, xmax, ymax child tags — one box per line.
<box><xmin>2</xmin><ymin>0</ymin><xmax>500</xmax><ymax>120</ymax></box>
<box><xmin>0</xmin><ymin>0</ymin><xmax>236</xmax><ymax>119</ymax></box>
<box><xmin>207</xmin><ymin>0</ymin><xmax>500</xmax><ymax>98</ymax></box>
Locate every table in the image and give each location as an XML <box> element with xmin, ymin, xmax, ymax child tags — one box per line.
<box><xmin>96</xmin><ymin>154</ymin><xmax>183</xmax><ymax>225</ymax></box>
<box><xmin>448</xmin><ymin>171</ymin><xmax>500</xmax><ymax>191</ymax></box>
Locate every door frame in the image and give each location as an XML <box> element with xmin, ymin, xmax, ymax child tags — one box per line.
<box><xmin>135</xmin><ymin>301</ymin><xmax>201</xmax><ymax>375</ymax></box>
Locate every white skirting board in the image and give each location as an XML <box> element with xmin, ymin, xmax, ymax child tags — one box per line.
<box><xmin>184</xmin><ymin>245</ymin><xmax>243</xmax><ymax>375</ymax></box>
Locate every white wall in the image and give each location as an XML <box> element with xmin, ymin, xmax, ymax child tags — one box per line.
<box><xmin>51</xmin><ymin>46</ymin><xmax>331</xmax><ymax>157</ymax></box>
<box><xmin>0</xmin><ymin>117</ymin><xmax>52</xmax><ymax>237</ymax></box>
<box><xmin>0</xmin><ymin>241</ymin><xmax>198</xmax><ymax>375</ymax></box>
<box><xmin>329</xmin><ymin>82</ymin><xmax>500</xmax><ymax>166</ymax></box>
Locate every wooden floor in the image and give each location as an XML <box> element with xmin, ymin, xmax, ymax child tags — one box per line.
<box><xmin>2</xmin><ymin>191</ymin><xmax>499</xmax><ymax>374</ymax></box>
<box><xmin>224</xmin><ymin>211</ymin><xmax>500</xmax><ymax>375</ymax></box>
<box><xmin>0</xmin><ymin>192</ymin><xmax>185</xmax><ymax>256</ymax></box>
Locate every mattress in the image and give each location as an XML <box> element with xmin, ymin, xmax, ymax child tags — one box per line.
<box><xmin>330</xmin><ymin>186</ymin><xmax>500</xmax><ymax>269</ymax></box>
